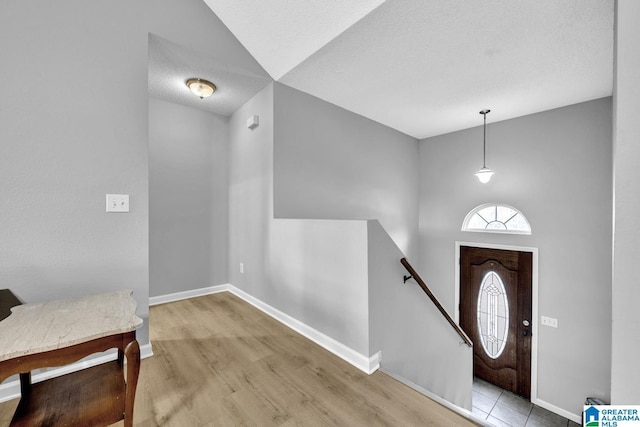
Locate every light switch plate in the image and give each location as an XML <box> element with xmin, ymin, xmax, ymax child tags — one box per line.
<box><xmin>106</xmin><ymin>194</ymin><xmax>129</xmax><ymax>212</ymax></box>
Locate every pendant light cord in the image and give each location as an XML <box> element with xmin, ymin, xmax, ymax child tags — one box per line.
<box><xmin>483</xmin><ymin>112</ymin><xmax>487</xmax><ymax>167</ymax></box>
<box><xmin>480</xmin><ymin>109</ymin><xmax>490</xmax><ymax>168</ymax></box>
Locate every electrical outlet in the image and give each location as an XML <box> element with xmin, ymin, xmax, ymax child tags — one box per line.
<box><xmin>106</xmin><ymin>194</ymin><xmax>129</xmax><ymax>212</ymax></box>
<box><xmin>239</xmin><ymin>263</ymin><xmax>244</xmax><ymax>274</ymax></box>
<box><xmin>541</xmin><ymin>315</ymin><xmax>558</xmax><ymax>328</ymax></box>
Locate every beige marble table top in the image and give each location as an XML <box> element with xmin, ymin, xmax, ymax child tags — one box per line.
<box><xmin>0</xmin><ymin>290</ymin><xmax>142</xmax><ymax>362</ymax></box>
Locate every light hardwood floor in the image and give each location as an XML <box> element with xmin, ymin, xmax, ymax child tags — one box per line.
<box><xmin>1</xmin><ymin>292</ymin><xmax>477</xmax><ymax>426</ymax></box>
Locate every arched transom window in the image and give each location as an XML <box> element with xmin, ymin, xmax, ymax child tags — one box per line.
<box><xmin>462</xmin><ymin>203</ymin><xmax>531</xmax><ymax>235</ymax></box>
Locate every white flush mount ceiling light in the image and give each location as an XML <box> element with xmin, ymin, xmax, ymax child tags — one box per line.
<box><xmin>475</xmin><ymin>109</ymin><xmax>494</xmax><ymax>184</ymax></box>
<box><xmin>186</xmin><ymin>78</ymin><xmax>216</xmax><ymax>99</ymax></box>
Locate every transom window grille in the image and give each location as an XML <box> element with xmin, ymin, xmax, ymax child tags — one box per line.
<box><xmin>462</xmin><ymin>203</ymin><xmax>531</xmax><ymax>235</ymax></box>
<box><xmin>477</xmin><ymin>271</ymin><xmax>509</xmax><ymax>359</ymax></box>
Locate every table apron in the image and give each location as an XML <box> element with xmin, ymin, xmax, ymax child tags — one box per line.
<box><xmin>0</xmin><ymin>331</ymin><xmax>136</xmax><ymax>383</ymax></box>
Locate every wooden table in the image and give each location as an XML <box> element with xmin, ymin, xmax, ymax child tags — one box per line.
<box><xmin>0</xmin><ymin>290</ymin><xmax>143</xmax><ymax>427</ymax></box>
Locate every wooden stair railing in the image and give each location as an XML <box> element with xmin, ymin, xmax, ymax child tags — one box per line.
<box><xmin>400</xmin><ymin>258</ymin><xmax>472</xmax><ymax>347</ymax></box>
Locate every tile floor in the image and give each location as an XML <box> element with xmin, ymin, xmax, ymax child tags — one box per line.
<box><xmin>472</xmin><ymin>378</ymin><xmax>581</xmax><ymax>427</ymax></box>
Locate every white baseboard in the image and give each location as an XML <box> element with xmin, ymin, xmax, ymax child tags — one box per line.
<box><xmin>0</xmin><ymin>343</ymin><xmax>153</xmax><ymax>403</ymax></box>
<box><xmin>2</xmin><ymin>283</ymin><xmax>378</xmax><ymax>403</ymax></box>
<box><xmin>148</xmin><ymin>286</ymin><xmax>581</xmax><ymax>423</ymax></box>
<box><xmin>226</xmin><ymin>285</ymin><xmax>380</xmax><ymax>375</ymax></box>
<box><xmin>368</xmin><ymin>351</ymin><xmax>382</xmax><ymax>374</ymax></box>
<box><xmin>147</xmin><ymin>284</ymin><xmax>379</xmax><ymax>374</ymax></box>
<box><xmin>141</xmin><ymin>343</ymin><xmax>154</xmax><ymax>359</ymax></box>
<box><xmin>381</xmin><ymin>369</ymin><xmax>493</xmax><ymax>427</ymax></box>
<box><xmin>532</xmin><ymin>397</ymin><xmax>581</xmax><ymax>424</ymax></box>
<box><xmin>149</xmin><ymin>284</ymin><xmax>231</xmax><ymax>306</ymax></box>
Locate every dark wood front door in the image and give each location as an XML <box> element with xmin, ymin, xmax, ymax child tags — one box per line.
<box><xmin>460</xmin><ymin>246</ymin><xmax>532</xmax><ymax>399</ymax></box>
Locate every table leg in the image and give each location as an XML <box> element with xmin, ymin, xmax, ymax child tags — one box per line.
<box><xmin>19</xmin><ymin>372</ymin><xmax>31</xmax><ymax>395</ymax></box>
<box><xmin>123</xmin><ymin>339</ymin><xmax>140</xmax><ymax>427</ymax></box>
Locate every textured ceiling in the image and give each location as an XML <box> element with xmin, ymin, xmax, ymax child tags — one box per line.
<box><xmin>281</xmin><ymin>0</ymin><xmax>614</xmax><ymax>138</ymax></box>
<box><xmin>203</xmin><ymin>0</ymin><xmax>614</xmax><ymax>139</ymax></box>
<box><xmin>202</xmin><ymin>0</ymin><xmax>386</xmax><ymax>81</ymax></box>
<box><xmin>152</xmin><ymin>1</ymin><xmax>614</xmax><ymax>138</ymax></box>
<box><xmin>148</xmin><ymin>34</ymin><xmax>271</xmax><ymax>116</ymax></box>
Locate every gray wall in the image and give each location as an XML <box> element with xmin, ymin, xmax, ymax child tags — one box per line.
<box><xmin>149</xmin><ymin>97</ymin><xmax>229</xmax><ymax>297</ymax></box>
<box><xmin>0</xmin><ymin>0</ymin><xmax>267</xmax><ymax>354</ymax></box>
<box><xmin>228</xmin><ymin>84</ymin><xmax>274</xmax><ymax>298</ymax></box>
<box><xmin>0</xmin><ymin>0</ymin><xmax>151</xmax><ymax>344</ymax></box>
<box><xmin>229</xmin><ymin>82</ymin><xmax>422</xmax><ymax>355</ymax></box>
<box><xmin>418</xmin><ymin>98</ymin><xmax>612</xmax><ymax>416</ymax></box>
<box><xmin>273</xmin><ymin>83</ymin><xmax>419</xmax><ymax>259</ymax></box>
<box><xmin>611</xmin><ymin>0</ymin><xmax>640</xmax><ymax>404</ymax></box>
<box><xmin>228</xmin><ymin>85</ymin><xmax>372</xmax><ymax>354</ymax></box>
<box><xmin>271</xmin><ymin>219</ymin><xmax>370</xmax><ymax>355</ymax></box>
<box><xmin>368</xmin><ymin>220</ymin><xmax>472</xmax><ymax>409</ymax></box>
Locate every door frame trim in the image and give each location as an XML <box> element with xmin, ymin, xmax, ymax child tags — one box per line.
<box><xmin>454</xmin><ymin>241</ymin><xmax>539</xmax><ymax>404</ymax></box>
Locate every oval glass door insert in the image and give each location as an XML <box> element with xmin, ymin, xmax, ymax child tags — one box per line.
<box><xmin>477</xmin><ymin>271</ymin><xmax>509</xmax><ymax>359</ymax></box>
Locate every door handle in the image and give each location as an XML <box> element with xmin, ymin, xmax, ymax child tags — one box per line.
<box><xmin>523</xmin><ymin>330</ymin><xmax>529</xmax><ymax>336</ymax></box>
<box><xmin>522</xmin><ymin>320</ymin><xmax>530</xmax><ymax>327</ymax></box>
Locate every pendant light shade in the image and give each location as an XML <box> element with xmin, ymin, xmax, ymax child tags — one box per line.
<box><xmin>475</xmin><ymin>167</ymin><xmax>494</xmax><ymax>184</ymax></box>
<box><xmin>476</xmin><ymin>109</ymin><xmax>494</xmax><ymax>183</ymax></box>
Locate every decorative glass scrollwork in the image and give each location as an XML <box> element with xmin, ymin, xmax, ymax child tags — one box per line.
<box><xmin>477</xmin><ymin>271</ymin><xmax>509</xmax><ymax>359</ymax></box>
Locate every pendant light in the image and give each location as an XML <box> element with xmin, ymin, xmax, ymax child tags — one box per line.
<box><xmin>475</xmin><ymin>109</ymin><xmax>494</xmax><ymax>184</ymax></box>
